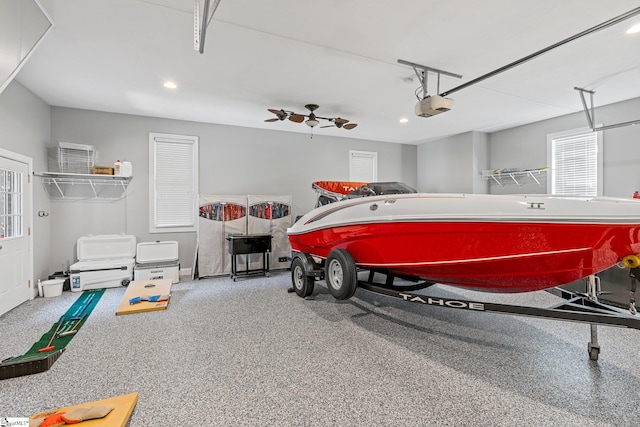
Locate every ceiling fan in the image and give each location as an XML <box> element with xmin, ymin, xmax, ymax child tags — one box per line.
<box><xmin>264</xmin><ymin>104</ymin><xmax>357</xmax><ymax>130</ymax></box>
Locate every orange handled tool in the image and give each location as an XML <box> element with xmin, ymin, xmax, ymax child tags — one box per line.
<box><xmin>38</xmin><ymin>320</ymin><xmax>64</xmax><ymax>353</ymax></box>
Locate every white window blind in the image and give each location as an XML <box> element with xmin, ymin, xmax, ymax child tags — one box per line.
<box><xmin>349</xmin><ymin>150</ymin><xmax>378</xmax><ymax>182</ymax></box>
<box><xmin>149</xmin><ymin>133</ymin><xmax>198</xmax><ymax>233</ymax></box>
<box><xmin>550</xmin><ymin>131</ymin><xmax>598</xmax><ymax>196</ymax></box>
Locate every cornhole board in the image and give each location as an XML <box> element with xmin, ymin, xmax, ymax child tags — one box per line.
<box><xmin>116</xmin><ymin>279</ymin><xmax>172</xmax><ymax>316</ymax></box>
<box><xmin>30</xmin><ymin>392</ymin><xmax>139</xmax><ymax>427</ymax></box>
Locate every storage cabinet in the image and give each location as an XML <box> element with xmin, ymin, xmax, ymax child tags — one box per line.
<box><xmin>197</xmin><ymin>195</ymin><xmax>247</xmax><ymax>277</ymax></box>
<box><xmin>197</xmin><ymin>194</ymin><xmax>292</xmax><ymax>278</ymax></box>
<box><xmin>247</xmin><ymin>195</ymin><xmax>292</xmax><ymax>271</ymax></box>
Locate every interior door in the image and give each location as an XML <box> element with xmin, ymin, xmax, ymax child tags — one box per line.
<box><xmin>0</xmin><ymin>155</ymin><xmax>29</xmax><ymax>316</ymax></box>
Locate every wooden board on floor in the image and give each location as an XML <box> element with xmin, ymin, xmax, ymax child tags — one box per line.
<box><xmin>116</xmin><ymin>279</ymin><xmax>172</xmax><ymax>316</ymax></box>
<box><xmin>30</xmin><ymin>392</ymin><xmax>139</xmax><ymax>427</ymax></box>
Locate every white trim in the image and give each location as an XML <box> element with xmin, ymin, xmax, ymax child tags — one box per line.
<box><xmin>0</xmin><ymin>0</ymin><xmax>54</xmax><ymax>95</ymax></box>
<box><xmin>0</xmin><ymin>148</ymin><xmax>34</xmax><ymax>300</ymax></box>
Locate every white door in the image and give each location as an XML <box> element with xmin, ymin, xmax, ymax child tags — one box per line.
<box><xmin>0</xmin><ymin>155</ymin><xmax>30</xmax><ymax>316</ymax></box>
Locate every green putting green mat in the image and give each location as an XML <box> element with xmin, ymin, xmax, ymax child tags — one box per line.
<box><xmin>0</xmin><ymin>289</ymin><xmax>105</xmax><ymax>379</ymax></box>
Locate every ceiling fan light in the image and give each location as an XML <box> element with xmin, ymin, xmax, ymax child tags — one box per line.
<box><xmin>306</xmin><ymin>118</ymin><xmax>319</xmax><ymax>127</ymax></box>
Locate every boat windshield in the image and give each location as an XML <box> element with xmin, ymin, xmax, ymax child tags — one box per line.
<box><xmin>346</xmin><ymin>182</ymin><xmax>417</xmax><ymax>198</ymax></box>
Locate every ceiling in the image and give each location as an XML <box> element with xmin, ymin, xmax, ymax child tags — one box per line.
<box><xmin>15</xmin><ymin>0</ymin><xmax>640</xmax><ymax>145</ymax></box>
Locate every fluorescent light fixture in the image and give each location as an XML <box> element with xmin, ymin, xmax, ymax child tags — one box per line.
<box><xmin>163</xmin><ymin>81</ymin><xmax>177</xmax><ymax>89</ymax></box>
<box><xmin>399</xmin><ymin>118</ymin><xmax>409</xmax><ymax>123</ymax></box>
<box><xmin>627</xmin><ymin>23</ymin><xmax>640</xmax><ymax>34</ymax></box>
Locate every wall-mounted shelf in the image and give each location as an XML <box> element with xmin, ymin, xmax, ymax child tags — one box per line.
<box><xmin>481</xmin><ymin>168</ymin><xmax>547</xmax><ymax>187</ymax></box>
<box><xmin>35</xmin><ymin>172</ymin><xmax>132</xmax><ymax>200</ymax></box>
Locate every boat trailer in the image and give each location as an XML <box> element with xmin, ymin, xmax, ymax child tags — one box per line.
<box><xmin>290</xmin><ymin>255</ymin><xmax>639</xmax><ymax>361</ymax></box>
<box><xmin>362</xmin><ymin>273</ymin><xmax>640</xmax><ymax>361</ymax></box>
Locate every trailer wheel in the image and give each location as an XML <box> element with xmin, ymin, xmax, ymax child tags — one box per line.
<box><xmin>588</xmin><ymin>343</ymin><xmax>600</xmax><ymax>361</ymax></box>
<box><xmin>325</xmin><ymin>249</ymin><xmax>357</xmax><ymax>300</ymax></box>
<box><xmin>121</xmin><ymin>279</ymin><xmax>130</xmax><ymax>287</ymax></box>
<box><xmin>291</xmin><ymin>257</ymin><xmax>314</xmax><ymax>298</ymax></box>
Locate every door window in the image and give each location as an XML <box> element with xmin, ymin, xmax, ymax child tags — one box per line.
<box><xmin>0</xmin><ymin>168</ymin><xmax>23</xmax><ymax>239</ymax></box>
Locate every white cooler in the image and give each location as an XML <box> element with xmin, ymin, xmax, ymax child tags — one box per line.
<box><xmin>134</xmin><ymin>241</ymin><xmax>180</xmax><ymax>283</ymax></box>
<box><xmin>69</xmin><ymin>234</ymin><xmax>136</xmax><ymax>292</ymax></box>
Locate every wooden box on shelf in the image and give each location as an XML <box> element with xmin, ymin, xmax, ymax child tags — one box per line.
<box><xmin>91</xmin><ymin>166</ymin><xmax>114</xmax><ymax>175</ymax></box>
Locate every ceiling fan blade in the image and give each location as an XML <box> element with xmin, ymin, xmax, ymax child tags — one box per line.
<box><xmin>334</xmin><ymin>118</ymin><xmax>349</xmax><ymax>124</ymax></box>
<box><xmin>268</xmin><ymin>108</ymin><xmax>284</xmax><ymax>115</ymax></box>
<box><xmin>264</xmin><ymin>118</ymin><xmax>280</xmax><ymax>122</ymax></box>
<box><xmin>289</xmin><ymin>114</ymin><xmax>305</xmax><ymax>123</ymax></box>
<box><xmin>320</xmin><ymin>125</ymin><xmax>335</xmax><ymax>128</ymax></box>
<box><xmin>343</xmin><ymin>123</ymin><xmax>358</xmax><ymax>130</ymax></box>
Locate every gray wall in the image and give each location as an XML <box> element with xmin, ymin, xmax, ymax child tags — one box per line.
<box><xmin>4</xmin><ymin>75</ymin><xmax>639</xmax><ymax>280</ymax></box>
<box><xmin>416</xmin><ymin>131</ymin><xmax>489</xmax><ymax>194</ymax></box>
<box><xmin>416</xmin><ymin>97</ymin><xmax>640</xmax><ymax>196</ymax></box>
<box><xmin>0</xmin><ymin>81</ymin><xmax>51</xmax><ymax>285</ymax></box>
<box><xmin>0</xmin><ymin>82</ymin><xmax>416</xmax><ymax>279</ymax></box>
<box><xmin>489</xmin><ymin>97</ymin><xmax>640</xmax><ymax>197</ymax></box>
<box><xmin>48</xmin><ymin>107</ymin><xmax>417</xmax><ymax>275</ymax></box>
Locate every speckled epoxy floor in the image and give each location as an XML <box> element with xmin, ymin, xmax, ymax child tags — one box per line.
<box><xmin>1</xmin><ymin>272</ymin><xmax>639</xmax><ymax>426</ymax></box>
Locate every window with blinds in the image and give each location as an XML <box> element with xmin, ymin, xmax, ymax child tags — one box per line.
<box><xmin>149</xmin><ymin>133</ymin><xmax>199</xmax><ymax>233</ymax></box>
<box><xmin>349</xmin><ymin>150</ymin><xmax>378</xmax><ymax>182</ymax></box>
<box><xmin>548</xmin><ymin>129</ymin><xmax>601</xmax><ymax>196</ymax></box>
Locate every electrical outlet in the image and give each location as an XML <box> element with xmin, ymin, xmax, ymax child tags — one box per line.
<box><xmin>279</xmin><ymin>257</ymin><xmax>289</xmax><ymax>263</ymax></box>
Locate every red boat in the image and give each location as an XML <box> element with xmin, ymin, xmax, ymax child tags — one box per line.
<box><xmin>287</xmin><ymin>182</ymin><xmax>640</xmax><ymax>299</ymax></box>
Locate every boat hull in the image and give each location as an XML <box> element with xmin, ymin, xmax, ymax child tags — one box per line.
<box><xmin>288</xmin><ymin>194</ymin><xmax>640</xmax><ymax>292</ymax></box>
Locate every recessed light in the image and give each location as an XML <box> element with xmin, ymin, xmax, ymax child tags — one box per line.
<box><xmin>163</xmin><ymin>81</ymin><xmax>177</xmax><ymax>89</ymax></box>
<box><xmin>627</xmin><ymin>23</ymin><xmax>640</xmax><ymax>34</ymax></box>
<box><xmin>399</xmin><ymin>118</ymin><xmax>409</xmax><ymax>123</ymax></box>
